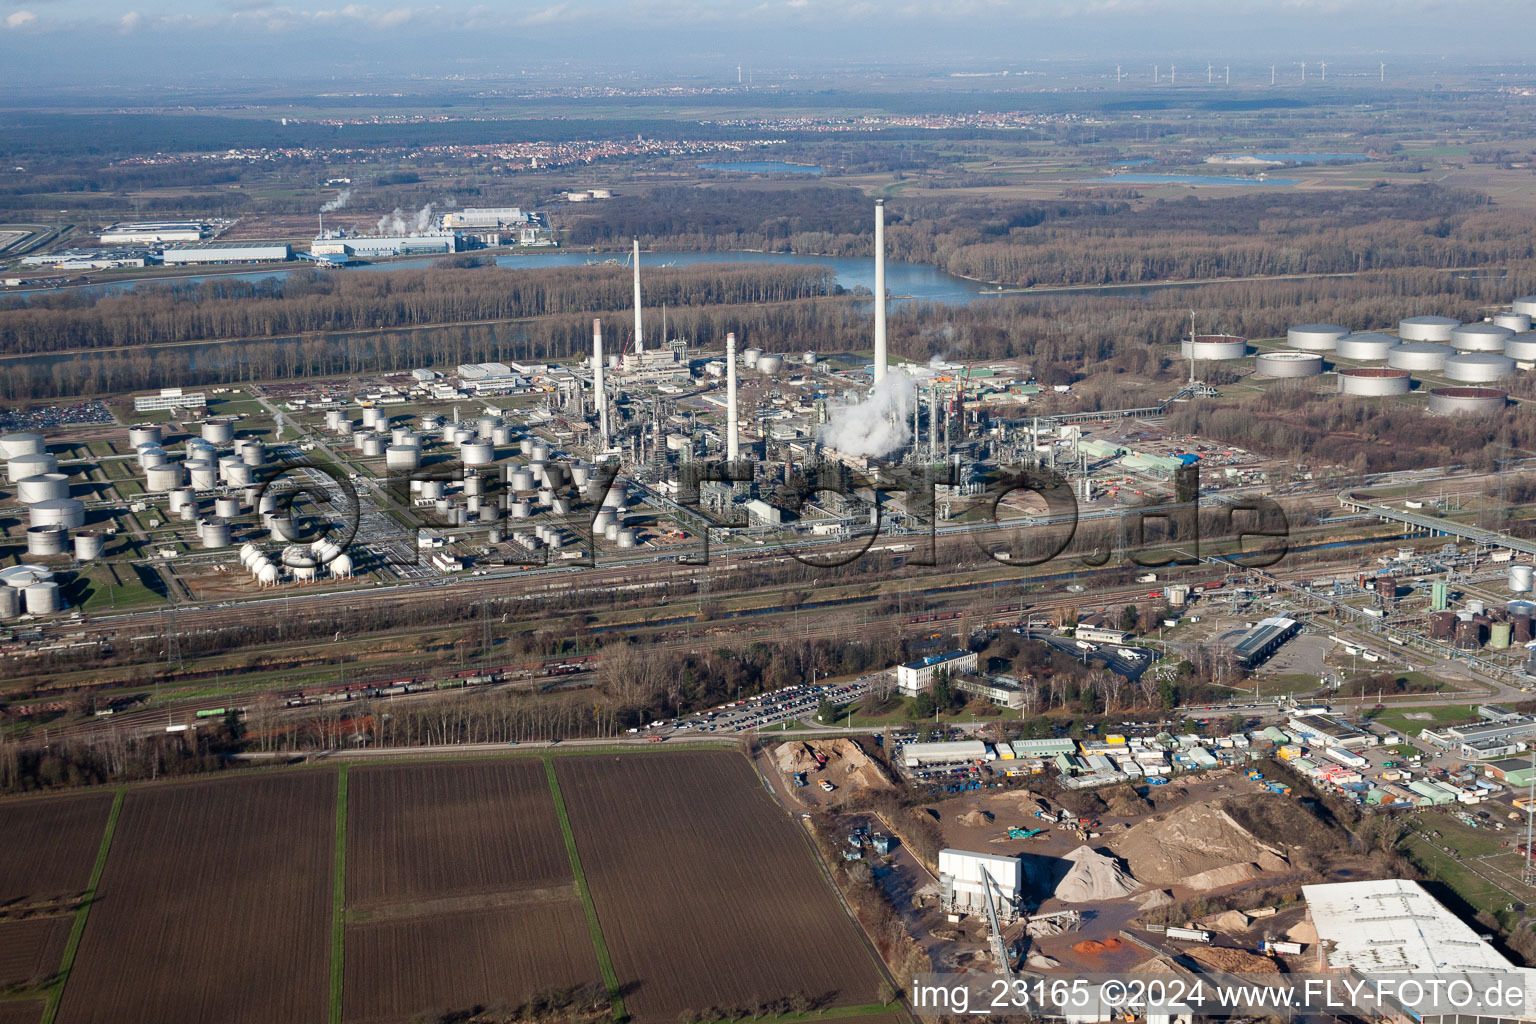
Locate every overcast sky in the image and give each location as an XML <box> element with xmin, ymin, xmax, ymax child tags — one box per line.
<box><xmin>2</xmin><ymin>0</ymin><xmax>1534</xmax><ymax>89</ymax></box>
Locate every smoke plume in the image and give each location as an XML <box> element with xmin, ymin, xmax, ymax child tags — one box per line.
<box><xmin>818</xmin><ymin>371</ymin><xmax>914</xmax><ymax>458</ymax></box>
<box><xmin>375</xmin><ymin>203</ymin><xmax>436</xmax><ymax>235</ymax></box>
<box><xmin>319</xmin><ymin>189</ymin><xmax>351</xmax><ymax>213</ymax></box>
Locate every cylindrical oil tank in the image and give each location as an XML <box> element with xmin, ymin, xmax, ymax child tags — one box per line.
<box><xmin>1387</xmin><ymin>342</ymin><xmax>1453</xmax><ymax>372</ymax></box>
<box><xmin>1491</xmin><ymin>622</ymin><xmax>1513</xmax><ymax>649</ymax></box>
<box><xmin>201</xmin><ymin>519</ymin><xmax>232</xmax><ymax>548</ymax></box>
<box><xmin>1444</xmin><ymin>352</ymin><xmax>1514</xmax><ymax>382</ymax></box>
<box><xmin>6</xmin><ymin>453</ymin><xmax>57</xmax><ymax>483</ymax></box>
<box><xmin>433</xmin><ymin>498</ymin><xmax>451</xmax><ymax>518</ymax></box>
<box><xmin>390</xmin><ymin>427</ymin><xmax>415</xmax><ymax>446</ymax></box>
<box><xmin>467</xmin><ymin>495</ymin><xmax>482</xmax><ymax>515</ymax></box>
<box><xmin>218</xmin><ymin>455</ymin><xmax>242</xmax><ymax>480</ymax></box>
<box><xmin>616</xmin><ymin>528</ymin><xmax>636</xmax><ymax>548</ymax></box>
<box><xmin>1334</xmin><ymin>332</ymin><xmax>1400</xmax><ymax>361</ymax></box>
<box><xmin>571</xmin><ymin>463</ymin><xmax>590</xmax><ymax>487</ymax></box>
<box><xmin>1449</xmin><ymin>323</ymin><xmax>1513</xmax><ymax>352</ymax></box>
<box><xmin>1506</xmin><ymin>333</ymin><xmax>1536</xmax><ymax>364</ymax></box>
<box><xmin>1253</xmin><ymin>351</ymin><xmax>1323</xmax><ymax>377</ymax></box>
<box><xmin>1494</xmin><ymin>313</ymin><xmax>1532</xmax><ymax>333</ymax></box>
<box><xmin>488</xmin><ymin>528</ymin><xmax>502</xmax><ymax>545</ymax></box>
<box><xmin>510</xmin><ymin>501</ymin><xmax>531</xmax><ymax>519</ymax></box>
<box><xmin>360</xmin><ymin>435</ymin><xmax>386</xmax><ymax>457</ymax></box>
<box><xmin>26</xmin><ymin>525</ymin><xmax>67</xmax><ymax>556</ymax></box>
<box><xmin>1428</xmin><ymin>386</ymin><xmax>1507</xmax><ymax>415</ymax></box>
<box><xmin>137</xmin><ymin>446</ymin><xmax>168</xmax><ymax>470</ymax></box>
<box><xmin>1511</xmin><ymin>565</ymin><xmax>1534</xmax><ymax>593</ymax></box>
<box><xmin>603</xmin><ymin>522</ymin><xmax>620</xmax><ymax>541</ymax></box>
<box><xmin>592</xmin><ymin>509</ymin><xmax>617</xmax><ymax>533</ymax></box>
<box><xmin>519</xmin><ymin>438</ymin><xmax>534</xmax><ymax>456</ymax></box>
<box><xmin>551</xmin><ymin>498</ymin><xmax>570</xmax><ymax>515</ymax></box>
<box><xmin>325</xmin><ymin>409</ymin><xmax>346</xmax><ymax>432</ymax></box>
<box><xmin>462</xmin><ymin>474</ymin><xmax>483</xmax><ymax>497</ymax></box>
<box><xmin>743</xmin><ymin>347</ymin><xmax>762</xmax><ymax>368</ymax></box>
<box><xmin>418</xmin><ymin>480</ymin><xmax>444</xmax><ymax>500</ymax></box>
<box><xmin>384</xmin><ymin>445</ymin><xmax>420</xmax><ymax>471</ymax></box>
<box><xmin>201</xmin><ymin>419</ymin><xmax>234</xmax><ymax>444</ymax></box>
<box><xmin>226</xmin><ymin>463</ymin><xmax>253</xmax><ymax>487</ymax></box>
<box><xmin>24</xmin><ymin>581</ymin><xmax>61</xmax><ymax>614</ymax></box>
<box><xmin>1519</xmin><ymin>616</ymin><xmax>1535</xmax><ymax>643</ymax></box>
<box><xmin>1429</xmin><ymin>611</ymin><xmax>1456</xmax><ymax>639</ymax></box>
<box><xmin>477</xmin><ymin>415</ymin><xmax>500</xmax><ymax>437</ymax></box>
<box><xmin>352</xmin><ymin>430</ymin><xmax>372</xmax><ymax>449</ymax></box>
<box><xmin>461</xmin><ymin>441</ymin><xmax>494</xmax><ymax>465</ymax></box>
<box><xmin>240</xmin><ymin>440</ymin><xmax>267</xmax><ymax>466</ymax></box>
<box><xmin>1181</xmin><ymin>334</ymin><xmax>1249</xmax><ymax>360</ymax></box>
<box><xmin>215</xmin><ymin>496</ymin><xmax>241</xmax><ymax>518</ymax></box>
<box><xmin>167</xmin><ymin>486</ymin><xmax>196</xmax><ymax>513</ymax></box>
<box><xmin>179</xmin><ymin>503</ymin><xmax>196</xmax><ymax>522</ymax></box>
<box><xmin>492</xmin><ymin>426</ymin><xmax>512</xmax><ymax>445</ymax></box>
<box><xmin>507</xmin><ymin>468</ymin><xmax>535</xmax><ymax>491</ymax></box>
<box><xmin>1469</xmin><ymin>599</ymin><xmax>1487</xmax><ymax>615</ymax></box>
<box><xmin>186</xmin><ymin>460</ymin><xmax>217</xmax><ymax>491</ymax></box>
<box><xmin>128</xmin><ymin>425</ymin><xmax>163</xmax><ymax>448</ymax></box>
<box><xmin>0</xmin><ymin>587</ymin><xmax>17</xmax><ymax>619</ymax></box>
<box><xmin>1513</xmin><ymin>296</ymin><xmax>1536</xmax><ymax>318</ymax></box>
<box><xmin>803</xmin><ymin>351</ymin><xmax>817</xmax><ymax>365</ymax></box>
<box><xmin>185</xmin><ymin>439</ymin><xmax>216</xmax><ymax>461</ymax></box>
<box><xmin>73</xmin><ymin>531</ymin><xmax>105</xmax><ymax>561</ymax></box>
<box><xmin>1286</xmin><ymin>324</ymin><xmax>1348</xmax><ymax>351</ymax></box>
<box><xmin>450</xmin><ymin>427</ymin><xmax>474</xmax><ymax>445</ymax></box>
<box><xmin>758</xmin><ymin>354</ymin><xmax>785</xmax><ymax>375</ymax></box>
<box><xmin>537</xmin><ymin>488</ymin><xmax>555</xmax><ymax>506</ymax></box>
<box><xmin>361</xmin><ymin>407</ymin><xmax>383</xmax><ymax>430</ymax></box>
<box><xmin>0</xmin><ymin>432</ymin><xmax>45</xmax><ymax>459</ymax></box>
<box><xmin>1399</xmin><ymin>315</ymin><xmax>1460</xmax><ymax>341</ymax></box>
<box><xmin>28</xmin><ymin>498</ymin><xmax>84</xmax><ymax>528</ymax></box>
<box><xmin>1511</xmin><ymin>600</ymin><xmax>1536</xmax><ymax>617</ymax></box>
<box><xmin>1455</xmin><ymin>619</ymin><xmax>1482</xmax><ymax>649</ymax></box>
<box><xmin>530</xmin><ymin>443</ymin><xmax>550</xmax><ymax>462</ymax></box>
<box><xmin>1338</xmin><ymin>367</ymin><xmax>1411</xmax><ymax>396</ymax></box>
<box><xmin>17</xmin><ymin>473</ymin><xmax>69</xmax><ymax>503</ymax></box>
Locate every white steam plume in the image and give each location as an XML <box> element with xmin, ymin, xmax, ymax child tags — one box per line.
<box><xmin>319</xmin><ymin>189</ymin><xmax>351</xmax><ymax>213</ymax></box>
<box><xmin>413</xmin><ymin>202</ymin><xmax>435</xmax><ymax>231</ymax></box>
<box><xmin>818</xmin><ymin>371</ymin><xmax>915</xmax><ymax>458</ymax></box>
<box><xmin>375</xmin><ymin>203</ymin><xmax>436</xmax><ymax>235</ymax></box>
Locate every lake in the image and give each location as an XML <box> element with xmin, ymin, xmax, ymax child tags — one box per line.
<box><xmin>699</xmin><ymin>161</ymin><xmax>823</xmax><ymax>175</ymax></box>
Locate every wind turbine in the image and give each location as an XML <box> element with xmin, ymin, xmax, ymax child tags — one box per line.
<box><xmin>1225</xmin><ymin>66</ymin><xmax>1230</xmax><ymax>85</ymax></box>
<box><xmin>1300</xmin><ymin>61</ymin><xmax>1307</xmax><ymax>83</ymax></box>
<box><xmin>1380</xmin><ymin>62</ymin><xmax>1386</xmax><ymax>83</ymax></box>
<box><xmin>1320</xmin><ymin>61</ymin><xmax>1327</xmax><ymax>82</ymax></box>
<box><xmin>1207</xmin><ymin>63</ymin><xmax>1213</xmax><ymax>84</ymax></box>
<box><xmin>1271</xmin><ymin>65</ymin><xmax>1276</xmax><ymax>85</ymax></box>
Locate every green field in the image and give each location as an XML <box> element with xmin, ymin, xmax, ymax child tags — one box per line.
<box><xmin>1366</xmin><ymin>703</ymin><xmax>1480</xmax><ymax>738</ymax></box>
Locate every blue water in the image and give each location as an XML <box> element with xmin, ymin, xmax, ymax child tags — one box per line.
<box><xmin>4</xmin><ymin>249</ymin><xmax>991</xmax><ymax>307</ymax></box>
<box><xmin>1080</xmin><ymin>173</ymin><xmax>1300</xmax><ymax>187</ymax></box>
<box><xmin>700</xmin><ymin>161</ymin><xmax>823</xmax><ymax>175</ymax></box>
<box><xmin>1220</xmin><ymin>152</ymin><xmax>1369</xmax><ymax>164</ymax></box>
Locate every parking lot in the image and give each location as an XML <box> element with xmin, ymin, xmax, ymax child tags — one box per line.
<box><xmin>646</xmin><ymin>676</ymin><xmax>877</xmax><ymax>737</ymax></box>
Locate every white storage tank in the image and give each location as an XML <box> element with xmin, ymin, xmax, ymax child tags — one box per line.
<box><xmin>137</xmin><ymin>445</ymin><xmax>168</xmax><ymax>470</ymax></box>
<box><xmin>186</xmin><ymin>460</ymin><xmax>218</xmax><ymax>491</ymax></box>
<box><xmin>352</xmin><ymin>430</ymin><xmax>372</xmax><ymax>449</ymax></box>
<box><xmin>0</xmin><ymin>432</ymin><xmax>45</xmax><ymax>459</ymax></box>
<box><xmin>1399</xmin><ymin>315</ymin><xmax>1460</xmax><ymax>341</ymax></box>
<box><xmin>1181</xmin><ymin>334</ymin><xmax>1248</xmax><ymax>360</ymax></box>
<box><xmin>74</xmin><ymin>532</ymin><xmax>105</xmax><ymax>561</ymax></box>
<box><xmin>167</xmin><ymin>486</ymin><xmax>196</xmax><ymax>513</ymax></box>
<box><xmin>361</xmin><ymin>435</ymin><xmax>386</xmax><ymax>458</ymax></box>
<box><xmin>507</xmin><ymin>468</ymin><xmax>535</xmax><ymax>491</ymax></box>
<box><xmin>28</xmin><ymin>498</ymin><xmax>85</xmax><ymax>528</ymax></box>
<box><xmin>461</xmin><ymin>441</ymin><xmax>495</xmax><ymax>465</ymax></box>
<box><xmin>743</xmin><ymin>347</ymin><xmax>763</xmax><ymax>368</ymax></box>
<box><xmin>530</xmin><ymin>443</ymin><xmax>550</xmax><ymax>462</ymax></box>
<box><xmin>616</xmin><ymin>528</ymin><xmax>637</xmax><ymax>548</ymax></box>
<box><xmin>215</xmin><ymin>496</ymin><xmax>242</xmax><ymax>518</ymax></box>
<box><xmin>757</xmin><ymin>354</ymin><xmax>785</xmax><ymax>375</ymax></box>
<box><xmin>24</xmin><ymin>581</ymin><xmax>61</xmax><ymax>615</ymax></box>
<box><xmin>1444</xmin><ymin>352</ymin><xmax>1514</xmax><ymax>382</ymax></box>
<box><xmin>1253</xmin><ymin>351</ymin><xmax>1323</xmax><ymax>377</ymax></box>
<box><xmin>1494</xmin><ymin>313</ymin><xmax>1532</xmax><ymax>333</ymax></box>
<box><xmin>1510</xmin><ymin>565</ymin><xmax>1534</xmax><ymax>594</ymax></box>
<box><xmin>1505</xmin><ymin>332</ymin><xmax>1536</xmax><ymax>365</ymax></box>
<box><xmin>1286</xmin><ymin>323</ymin><xmax>1348</xmax><ymax>351</ymax></box>
<box><xmin>1387</xmin><ymin>342</ymin><xmax>1453</xmax><ymax>372</ymax></box>
<box><xmin>225</xmin><ymin>463</ymin><xmax>253</xmax><ymax>487</ymax></box>
<box><xmin>1334</xmin><ymin>332</ymin><xmax>1400</xmax><ymax>361</ymax></box>
<box><xmin>325</xmin><ymin>409</ymin><xmax>346</xmax><ymax>432</ymax></box>
<box><xmin>391</xmin><ymin>427</ymin><xmax>416</xmax><ymax>447</ymax></box>
<box><xmin>201</xmin><ymin>419</ymin><xmax>235</xmax><ymax>444</ymax></box>
<box><xmin>420</xmin><ymin>480</ymin><xmax>445</xmax><ymax>500</ymax></box>
<box><xmin>17</xmin><ymin>473</ymin><xmax>71</xmax><ymax>503</ymax></box>
<box><xmin>240</xmin><ymin>440</ymin><xmax>267</xmax><ymax>466</ymax></box>
<box><xmin>257</xmin><ymin>563</ymin><xmax>280</xmax><ymax>587</ymax></box>
<box><xmin>1449</xmin><ymin>323</ymin><xmax>1513</xmax><ymax>352</ymax></box>
<box><xmin>128</xmin><ymin>425</ymin><xmax>163</xmax><ymax>448</ymax></box>
<box><xmin>1337</xmin><ymin>368</ymin><xmax>1412</xmax><ymax>396</ymax></box>
<box><xmin>492</xmin><ymin>426</ymin><xmax>512</xmax><ymax>445</ymax></box>
<box><xmin>1428</xmin><ymin>386</ymin><xmax>1507</xmax><ymax>416</ymax></box>
<box><xmin>385</xmin><ymin>445</ymin><xmax>421</xmax><ymax>471</ymax></box>
<box><xmin>510</xmin><ymin>501</ymin><xmax>531</xmax><ymax>519</ymax></box>
<box><xmin>6</xmin><ymin>452</ymin><xmax>57</xmax><ymax>483</ymax></box>
<box><xmin>201</xmin><ymin>519</ymin><xmax>232</xmax><ymax>548</ymax></box>
<box><xmin>26</xmin><ymin>525</ymin><xmax>67</xmax><ymax>556</ymax></box>
<box><xmin>1513</xmin><ymin>296</ymin><xmax>1536</xmax><ymax>318</ymax></box>
<box><xmin>361</xmin><ymin>407</ymin><xmax>384</xmax><ymax>430</ymax></box>
<box><xmin>0</xmin><ymin>587</ymin><xmax>16</xmax><ymax>619</ymax></box>
<box><xmin>329</xmin><ymin>553</ymin><xmax>354</xmax><ymax>578</ymax></box>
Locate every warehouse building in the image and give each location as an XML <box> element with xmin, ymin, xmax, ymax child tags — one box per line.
<box><xmin>939</xmin><ymin>849</ymin><xmax>1021</xmax><ymax>920</ymax></box>
<box><xmin>1304</xmin><ymin>879</ymin><xmax>1536</xmax><ymax>1022</ymax></box>
<box><xmin>901</xmin><ymin>739</ymin><xmax>989</xmax><ymax>768</ymax></box>
<box><xmin>1422</xmin><ymin>716</ymin><xmax>1536</xmax><ymax>758</ymax></box>
<box><xmin>1231</xmin><ymin>616</ymin><xmax>1301</xmax><ymax>669</ymax></box>
<box><xmin>1286</xmin><ymin>714</ymin><xmax>1376</xmax><ymax>750</ymax></box>
<box><xmin>310</xmin><ymin>232</ymin><xmax>460</xmax><ymax>259</ymax></box>
<box><xmin>896</xmin><ymin>649</ymin><xmax>978</xmax><ymax>695</ymax></box>
<box><xmin>441</xmin><ymin>207</ymin><xmax>530</xmax><ymax>228</ymax></box>
<box><xmin>100</xmin><ymin>221</ymin><xmax>206</xmax><ymax>244</ymax></box>
<box><xmin>1485</xmin><ymin>757</ymin><xmax>1536</xmax><ymax>788</ymax></box>
<box><xmin>133</xmin><ymin>389</ymin><xmax>208</xmax><ymax>412</ymax></box>
<box><xmin>161</xmin><ymin>242</ymin><xmax>291</xmax><ymax>265</ymax></box>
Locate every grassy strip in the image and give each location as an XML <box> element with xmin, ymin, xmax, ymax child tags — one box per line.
<box><xmin>41</xmin><ymin>788</ymin><xmax>125</xmax><ymax>1024</ymax></box>
<box><xmin>703</xmin><ymin>1004</ymin><xmax>899</xmax><ymax>1024</ymax></box>
<box><xmin>330</xmin><ymin>765</ymin><xmax>350</xmax><ymax>1024</ymax></box>
<box><xmin>544</xmin><ymin>757</ymin><xmax>627</xmax><ymax>1023</ymax></box>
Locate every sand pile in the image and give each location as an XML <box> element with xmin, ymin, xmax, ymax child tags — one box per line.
<box><xmin>1025</xmin><ymin>952</ymin><xmax>1060</xmax><ymax>970</ymax></box>
<box><xmin>1132</xmin><ymin>888</ymin><xmax>1174</xmax><ymax>910</ymax></box>
<box><xmin>1072</xmin><ymin>937</ymin><xmax>1124</xmax><ymax>955</ymax></box>
<box><xmin>1286</xmin><ymin>920</ymin><xmax>1318</xmax><ymax>945</ymax></box>
<box><xmin>957</xmin><ymin>809</ymin><xmax>991</xmax><ymax>827</ymax></box>
<box><xmin>1183</xmin><ymin>863</ymin><xmax>1261</xmax><ymax>891</ymax></box>
<box><xmin>774</xmin><ymin>739</ymin><xmax>892</xmax><ymax>791</ymax></box>
<box><xmin>1200</xmin><ymin>910</ymin><xmax>1252</xmax><ymax>933</ymax></box>
<box><xmin>1184</xmin><ymin>946</ymin><xmax>1282</xmax><ymax>974</ymax></box>
<box><xmin>1054</xmin><ymin>845</ymin><xmax>1142</xmax><ymax>903</ymax></box>
<box><xmin>1026</xmin><ymin>916</ymin><xmax>1068</xmax><ymax>938</ymax></box>
<box><xmin>1111</xmin><ymin>802</ymin><xmax>1290</xmax><ymax>888</ymax></box>
<box><xmin>1104</xmin><ymin>784</ymin><xmax>1152</xmax><ymax>818</ymax></box>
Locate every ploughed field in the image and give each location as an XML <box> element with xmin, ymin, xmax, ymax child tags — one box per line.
<box><xmin>558</xmin><ymin>751</ymin><xmax>884</xmax><ymax>1021</ymax></box>
<box><xmin>4</xmin><ymin>751</ymin><xmax>884</xmax><ymax>1024</ymax></box>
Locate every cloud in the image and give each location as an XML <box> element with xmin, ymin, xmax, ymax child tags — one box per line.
<box><xmin>3</xmin><ymin>9</ymin><xmax>35</xmax><ymax>26</ymax></box>
<box><xmin>119</xmin><ymin>10</ymin><xmax>141</xmax><ymax>31</ymax></box>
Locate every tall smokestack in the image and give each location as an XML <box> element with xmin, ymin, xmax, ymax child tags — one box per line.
<box><xmin>632</xmin><ymin>238</ymin><xmax>644</xmax><ymax>356</ymax></box>
<box><xmin>873</xmin><ymin>199</ymin><xmax>887</xmax><ymax>385</ymax></box>
<box><xmin>593</xmin><ymin>319</ymin><xmax>608</xmax><ymax>449</ymax></box>
<box><xmin>726</xmin><ymin>332</ymin><xmax>740</xmax><ymax>463</ymax></box>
